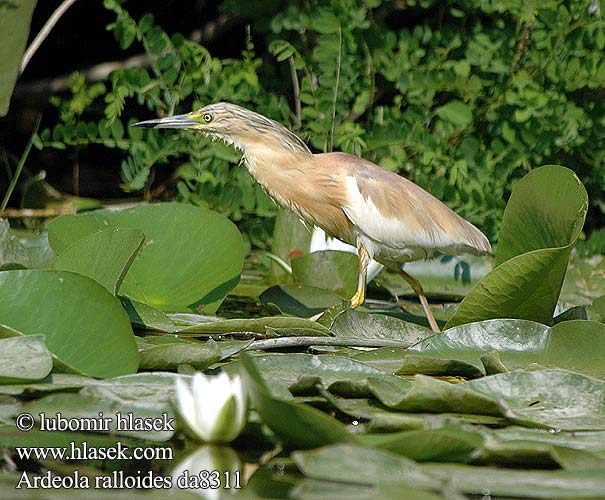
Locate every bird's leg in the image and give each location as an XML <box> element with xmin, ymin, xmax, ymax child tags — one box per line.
<box><xmin>396</xmin><ymin>268</ymin><xmax>440</xmax><ymax>333</ymax></box>
<box><xmin>350</xmin><ymin>238</ymin><xmax>369</xmax><ymax>309</ymax></box>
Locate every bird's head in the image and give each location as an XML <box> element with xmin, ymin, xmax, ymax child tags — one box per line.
<box><xmin>131</xmin><ymin>102</ymin><xmax>310</xmax><ymax>155</ymax></box>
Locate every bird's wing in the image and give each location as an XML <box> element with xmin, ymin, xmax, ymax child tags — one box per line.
<box><xmin>321</xmin><ymin>152</ymin><xmax>491</xmax><ymax>257</ymax></box>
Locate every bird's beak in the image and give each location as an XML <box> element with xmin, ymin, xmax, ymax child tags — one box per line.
<box><xmin>131</xmin><ymin>113</ymin><xmax>198</xmax><ymax>129</ymax></box>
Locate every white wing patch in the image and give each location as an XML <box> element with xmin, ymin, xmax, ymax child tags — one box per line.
<box><xmin>342</xmin><ymin>176</ymin><xmax>460</xmax><ymax>260</ymax></box>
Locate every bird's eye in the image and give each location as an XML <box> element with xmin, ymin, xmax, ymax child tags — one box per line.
<box><xmin>203</xmin><ymin>113</ymin><xmax>213</xmax><ymax>123</ymax></box>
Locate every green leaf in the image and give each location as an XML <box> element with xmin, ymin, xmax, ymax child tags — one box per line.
<box><xmin>269</xmin><ymin>210</ymin><xmax>312</xmax><ymax>284</ymax></box>
<box><xmin>334</xmin><ymin>398</ymin><xmax>507</xmax><ymax>433</ymax></box>
<box><xmin>120</xmin><ymin>296</ymin><xmax>178</xmax><ymax>332</ymax></box>
<box><xmin>496</xmin><ymin>165</ymin><xmax>587</xmax><ymax>266</ymax></box>
<box><xmin>353</xmin><ymin>349</ymin><xmax>484</xmax><ymax>378</ymax></box>
<box><xmin>48</xmin><ymin>203</ymin><xmax>244</xmax><ymax>313</ymax></box>
<box><xmin>137</xmin><ymin>336</ymin><xmax>251</xmax><ymax>370</ymax></box>
<box><xmin>0</xmin><ymin>220</ymin><xmax>31</xmax><ymax>270</ymax></box>
<box><xmin>435</xmin><ymin>100</ymin><xmax>473</xmax><ymax>127</ymax></box>
<box><xmin>411</xmin><ymin>319</ymin><xmax>605</xmax><ymax>378</ymax></box>
<box><xmin>465</xmin><ymin>370</ymin><xmax>605</xmax><ymax>430</ymax></box>
<box><xmin>447</xmin><ymin>166</ymin><xmax>588</xmax><ymax>328</ymax></box>
<box><xmin>176</xmin><ymin>316</ymin><xmax>330</xmax><ymax>336</ymax></box>
<box><xmin>240</xmin><ymin>353</ymin><xmax>354</xmax><ymax>449</ymax></box>
<box><xmin>332</xmin><ymin>309</ymin><xmax>433</xmax><ymax>342</ymax></box>
<box><xmin>292</xmin><ymin>251</ymin><xmax>358</xmax><ymax>299</ymax></box>
<box><xmin>22</xmin><ymin>391</ymin><xmax>173</xmax><ymax>441</ymax></box>
<box><xmin>52</xmin><ymin>227</ymin><xmax>144</xmax><ymax>295</ymax></box>
<box><xmin>0</xmin><ymin>270</ymin><xmax>139</xmax><ymax>378</ymax></box>
<box><xmin>292</xmin><ymin>443</ymin><xmax>439</xmax><ymax>488</ymax></box>
<box><xmin>0</xmin><ymin>0</ymin><xmax>37</xmax><ymax>116</ymax></box>
<box><xmin>369</xmin><ymin>374</ymin><xmax>503</xmax><ymax>416</ymax></box>
<box><xmin>421</xmin><ymin>463</ymin><xmax>605</xmax><ymax>498</ymax></box>
<box><xmin>0</xmin><ymin>334</ymin><xmax>52</xmax><ymax>384</ymax></box>
<box><xmin>260</xmin><ymin>284</ymin><xmax>345</xmax><ymax>317</ymax></box>
<box><xmin>359</xmin><ymin>427</ymin><xmax>484</xmax><ymax>462</ymax></box>
<box><xmin>229</xmin><ymin>353</ymin><xmax>398</xmax><ymax>398</ymax></box>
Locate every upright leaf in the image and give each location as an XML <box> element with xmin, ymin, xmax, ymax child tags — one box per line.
<box><xmin>53</xmin><ymin>227</ymin><xmax>144</xmax><ymax>294</ymax></box>
<box><xmin>0</xmin><ymin>0</ymin><xmax>37</xmax><ymax>116</ymax></box>
<box><xmin>447</xmin><ymin>166</ymin><xmax>588</xmax><ymax>328</ymax></box>
<box><xmin>48</xmin><ymin>203</ymin><xmax>244</xmax><ymax>313</ymax></box>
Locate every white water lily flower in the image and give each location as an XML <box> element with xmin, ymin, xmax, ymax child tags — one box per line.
<box><xmin>175</xmin><ymin>372</ymin><xmax>247</xmax><ymax>443</ymax></box>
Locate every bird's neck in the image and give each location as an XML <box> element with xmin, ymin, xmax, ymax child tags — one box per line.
<box><xmin>241</xmin><ymin>146</ymin><xmax>312</xmax><ymax>208</ymax></box>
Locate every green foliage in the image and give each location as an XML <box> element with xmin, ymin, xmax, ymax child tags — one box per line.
<box><xmin>447</xmin><ymin>165</ymin><xmax>588</xmax><ymax>328</ymax></box>
<box><xmin>0</xmin><ymin>0</ymin><xmax>36</xmax><ymax>116</ymax></box>
<box><xmin>48</xmin><ymin>203</ymin><xmax>244</xmax><ymax>314</ymax></box>
<box><xmin>39</xmin><ymin>0</ymin><xmax>605</xmax><ymax>245</ymax></box>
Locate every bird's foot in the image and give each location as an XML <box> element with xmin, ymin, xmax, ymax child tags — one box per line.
<box><xmin>350</xmin><ymin>290</ymin><xmax>365</xmax><ymax>309</ymax></box>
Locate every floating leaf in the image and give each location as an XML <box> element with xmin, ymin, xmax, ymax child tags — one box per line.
<box><xmin>120</xmin><ymin>296</ymin><xmax>178</xmax><ymax>332</ymax></box>
<box><xmin>292</xmin><ymin>443</ymin><xmax>439</xmax><ymax>488</ymax></box>
<box><xmin>0</xmin><ymin>334</ymin><xmax>52</xmax><ymax>384</ymax></box>
<box><xmin>421</xmin><ymin>463</ymin><xmax>605</xmax><ymax>498</ymax></box>
<box><xmin>0</xmin><ymin>270</ymin><xmax>138</xmax><ymax>378</ymax></box>
<box><xmin>411</xmin><ymin>319</ymin><xmax>605</xmax><ymax>378</ymax></box>
<box><xmin>359</xmin><ymin>426</ymin><xmax>484</xmax><ymax>462</ymax></box>
<box><xmin>230</xmin><ymin>353</ymin><xmax>397</xmax><ymax>398</ymax></box>
<box><xmin>137</xmin><ymin>336</ymin><xmax>251</xmax><ymax>370</ymax></box>
<box><xmin>177</xmin><ymin>316</ymin><xmax>330</xmax><ymax>336</ymax></box>
<box><xmin>333</xmin><ymin>398</ymin><xmax>507</xmax><ymax>433</ymax></box>
<box><xmin>48</xmin><ymin>203</ymin><xmax>243</xmax><ymax>313</ymax></box>
<box><xmin>240</xmin><ymin>353</ymin><xmax>354</xmax><ymax>449</ymax></box>
<box><xmin>465</xmin><ymin>369</ymin><xmax>605</xmax><ymax>430</ymax></box>
<box><xmin>353</xmin><ymin>349</ymin><xmax>483</xmax><ymax>378</ymax></box>
<box><xmin>332</xmin><ymin>309</ymin><xmax>433</xmax><ymax>343</ymax></box>
<box><xmin>369</xmin><ymin>374</ymin><xmax>503</xmax><ymax>415</ymax></box>
<box><xmin>0</xmin><ymin>220</ymin><xmax>30</xmax><ymax>270</ymax></box>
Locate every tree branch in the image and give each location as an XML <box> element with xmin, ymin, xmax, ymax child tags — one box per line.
<box><xmin>20</xmin><ymin>0</ymin><xmax>79</xmax><ymax>74</ymax></box>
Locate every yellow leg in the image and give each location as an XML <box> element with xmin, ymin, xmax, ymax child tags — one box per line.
<box><xmin>396</xmin><ymin>268</ymin><xmax>440</xmax><ymax>333</ymax></box>
<box><xmin>350</xmin><ymin>238</ymin><xmax>369</xmax><ymax>309</ymax></box>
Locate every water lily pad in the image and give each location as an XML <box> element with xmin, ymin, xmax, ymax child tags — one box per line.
<box><xmin>48</xmin><ymin>203</ymin><xmax>243</xmax><ymax>313</ymax></box>
<box><xmin>369</xmin><ymin>374</ymin><xmax>503</xmax><ymax>415</ymax></box>
<box><xmin>411</xmin><ymin>319</ymin><xmax>605</xmax><ymax>378</ymax></box>
<box><xmin>465</xmin><ymin>369</ymin><xmax>605</xmax><ymax>430</ymax></box>
<box><xmin>0</xmin><ymin>334</ymin><xmax>52</xmax><ymax>384</ymax></box>
<box><xmin>240</xmin><ymin>353</ymin><xmax>354</xmax><ymax>449</ymax></box>
<box><xmin>292</xmin><ymin>443</ymin><xmax>439</xmax><ymax>488</ymax></box>
<box><xmin>53</xmin><ymin>227</ymin><xmax>144</xmax><ymax>294</ymax></box>
<box><xmin>447</xmin><ymin>166</ymin><xmax>588</xmax><ymax>328</ymax></box>
<box><xmin>359</xmin><ymin>426</ymin><xmax>484</xmax><ymax>462</ymax></box>
<box><xmin>353</xmin><ymin>349</ymin><xmax>483</xmax><ymax>378</ymax></box>
<box><xmin>176</xmin><ymin>316</ymin><xmax>330</xmax><ymax>336</ymax></box>
<box><xmin>332</xmin><ymin>309</ymin><xmax>434</xmax><ymax>343</ymax></box>
<box><xmin>421</xmin><ymin>463</ymin><xmax>605</xmax><ymax>498</ymax></box>
<box><xmin>0</xmin><ymin>270</ymin><xmax>138</xmax><ymax>378</ymax></box>
<box><xmin>333</xmin><ymin>398</ymin><xmax>507</xmax><ymax>432</ymax></box>
<box><xmin>121</xmin><ymin>297</ymin><xmax>178</xmax><ymax>332</ymax></box>
<box><xmin>137</xmin><ymin>336</ymin><xmax>251</xmax><ymax>370</ymax></box>
<box><xmin>232</xmin><ymin>352</ymin><xmax>400</xmax><ymax>398</ymax></box>
<box><xmin>0</xmin><ymin>220</ymin><xmax>30</xmax><ymax>270</ymax></box>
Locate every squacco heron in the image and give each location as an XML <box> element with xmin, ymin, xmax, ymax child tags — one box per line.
<box><xmin>133</xmin><ymin>103</ymin><xmax>491</xmax><ymax>332</ymax></box>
